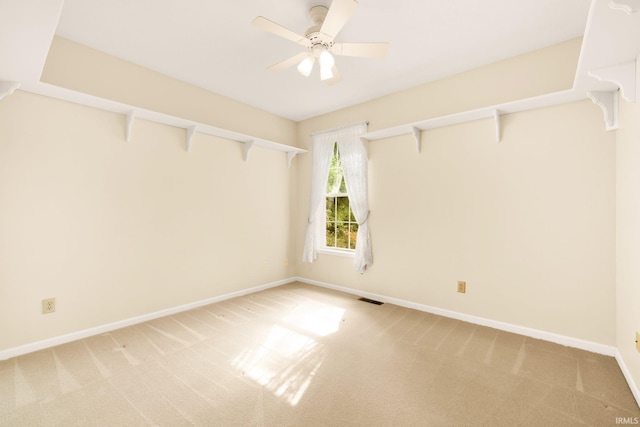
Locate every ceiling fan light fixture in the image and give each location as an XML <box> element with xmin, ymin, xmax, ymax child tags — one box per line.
<box><xmin>297</xmin><ymin>56</ymin><xmax>315</xmax><ymax>77</ymax></box>
<box><xmin>318</xmin><ymin>50</ymin><xmax>335</xmax><ymax>68</ymax></box>
<box><xmin>320</xmin><ymin>65</ymin><xmax>334</xmax><ymax>81</ymax></box>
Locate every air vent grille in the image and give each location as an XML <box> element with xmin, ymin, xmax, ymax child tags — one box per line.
<box><xmin>358</xmin><ymin>297</ymin><xmax>383</xmax><ymax>305</ymax></box>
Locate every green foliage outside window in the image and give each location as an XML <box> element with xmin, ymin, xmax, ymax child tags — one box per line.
<box><xmin>326</xmin><ymin>144</ymin><xmax>357</xmax><ymax>250</ymax></box>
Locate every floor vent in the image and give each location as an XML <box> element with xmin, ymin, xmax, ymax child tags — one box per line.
<box><xmin>358</xmin><ymin>297</ymin><xmax>384</xmax><ymax>305</ymax></box>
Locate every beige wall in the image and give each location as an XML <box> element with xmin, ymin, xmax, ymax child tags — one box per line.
<box><xmin>0</xmin><ymin>90</ymin><xmax>294</xmax><ymax>351</ymax></box>
<box><xmin>296</xmin><ymin>40</ymin><xmax>617</xmax><ymax>346</ymax></box>
<box><xmin>0</xmin><ymin>36</ymin><xmax>620</xmax><ymax>355</ymax></box>
<box><xmin>0</xmin><ymin>37</ymin><xmax>300</xmax><ymax>352</ymax></box>
<box><xmin>616</xmin><ymin>97</ymin><xmax>640</xmax><ymax>391</ymax></box>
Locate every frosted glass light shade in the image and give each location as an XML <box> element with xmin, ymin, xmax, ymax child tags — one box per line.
<box><xmin>318</xmin><ymin>50</ymin><xmax>335</xmax><ymax>68</ymax></box>
<box><xmin>297</xmin><ymin>56</ymin><xmax>314</xmax><ymax>77</ymax></box>
<box><xmin>320</xmin><ymin>66</ymin><xmax>334</xmax><ymax>81</ymax></box>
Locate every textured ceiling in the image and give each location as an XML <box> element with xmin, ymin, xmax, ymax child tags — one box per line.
<box><xmin>55</xmin><ymin>0</ymin><xmax>591</xmax><ymax>121</ymax></box>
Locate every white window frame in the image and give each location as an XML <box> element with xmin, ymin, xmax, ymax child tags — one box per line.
<box><xmin>316</xmin><ymin>145</ymin><xmax>356</xmax><ymax>258</ymax></box>
<box><xmin>316</xmin><ymin>197</ymin><xmax>356</xmax><ymax>258</ymax></box>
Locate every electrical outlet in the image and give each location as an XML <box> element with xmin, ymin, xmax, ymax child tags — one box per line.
<box><xmin>457</xmin><ymin>281</ymin><xmax>466</xmax><ymax>293</ymax></box>
<box><xmin>42</xmin><ymin>298</ymin><xmax>56</xmax><ymax>314</ymax></box>
<box><xmin>263</xmin><ymin>262</ymin><xmax>268</xmax><ymax>270</ymax></box>
<box><xmin>636</xmin><ymin>332</ymin><xmax>640</xmax><ymax>353</ymax></box>
<box><xmin>283</xmin><ymin>258</ymin><xmax>289</xmax><ymax>266</ymax></box>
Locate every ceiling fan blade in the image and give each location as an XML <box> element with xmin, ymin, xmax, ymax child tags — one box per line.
<box><xmin>331</xmin><ymin>42</ymin><xmax>389</xmax><ymax>59</ymax></box>
<box><xmin>320</xmin><ymin>0</ymin><xmax>359</xmax><ymax>39</ymax></box>
<box><xmin>325</xmin><ymin>66</ymin><xmax>342</xmax><ymax>86</ymax></box>
<box><xmin>252</xmin><ymin>16</ymin><xmax>311</xmax><ymax>48</ymax></box>
<box><xmin>267</xmin><ymin>52</ymin><xmax>310</xmax><ymax>73</ymax></box>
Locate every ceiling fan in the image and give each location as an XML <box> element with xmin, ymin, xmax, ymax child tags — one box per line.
<box><xmin>252</xmin><ymin>0</ymin><xmax>389</xmax><ymax>85</ymax></box>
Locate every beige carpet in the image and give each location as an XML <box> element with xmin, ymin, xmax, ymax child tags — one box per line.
<box><xmin>1</xmin><ymin>282</ymin><xmax>638</xmax><ymax>426</ymax></box>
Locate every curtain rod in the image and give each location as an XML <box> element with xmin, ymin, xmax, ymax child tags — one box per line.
<box><xmin>310</xmin><ymin>120</ymin><xmax>369</xmax><ymax>137</ymax></box>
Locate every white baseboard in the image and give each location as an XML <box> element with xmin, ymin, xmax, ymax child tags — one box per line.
<box><xmin>0</xmin><ymin>277</ymin><xmax>296</xmax><ymax>361</ymax></box>
<box><xmin>615</xmin><ymin>350</ymin><xmax>640</xmax><ymax>408</ymax></box>
<box><xmin>295</xmin><ymin>276</ymin><xmax>616</xmax><ymax>357</ymax></box>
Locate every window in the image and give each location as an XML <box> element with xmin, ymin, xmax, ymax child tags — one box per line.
<box><xmin>302</xmin><ymin>121</ymin><xmax>371</xmax><ymax>272</ymax></box>
<box><xmin>324</xmin><ymin>144</ymin><xmax>357</xmax><ymax>251</ymax></box>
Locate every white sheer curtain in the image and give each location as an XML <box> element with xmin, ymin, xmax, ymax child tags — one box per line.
<box><xmin>302</xmin><ymin>122</ymin><xmax>372</xmax><ymax>273</ymax></box>
<box><xmin>337</xmin><ymin>123</ymin><xmax>372</xmax><ymax>273</ymax></box>
<box><xmin>302</xmin><ymin>132</ymin><xmax>336</xmax><ymax>263</ymax></box>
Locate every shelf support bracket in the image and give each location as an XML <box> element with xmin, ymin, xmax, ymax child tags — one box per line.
<box><xmin>186</xmin><ymin>126</ymin><xmax>197</xmax><ymax>152</ymax></box>
<box><xmin>494</xmin><ymin>110</ymin><xmax>502</xmax><ymax>142</ymax></box>
<box><xmin>609</xmin><ymin>0</ymin><xmax>640</xmax><ymax>14</ymax></box>
<box><xmin>588</xmin><ymin>58</ymin><xmax>637</xmax><ymax>103</ymax></box>
<box><xmin>412</xmin><ymin>127</ymin><xmax>422</xmax><ymax>153</ymax></box>
<box><xmin>286</xmin><ymin>151</ymin><xmax>297</xmax><ymax>168</ymax></box>
<box><xmin>0</xmin><ymin>81</ymin><xmax>20</xmax><ymax>101</ymax></box>
<box><xmin>125</xmin><ymin>110</ymin><xmax>135</xmax><ymax>142</ymax></box>
<box><xmin>243</xmin><ymin>140</ymin><xmax>254</xmax><ymax>162</ymax></box>
<box><xmin>588</xmin><ymin>90</ymin><xmax>619</xmax><ymax>131</ymax></box>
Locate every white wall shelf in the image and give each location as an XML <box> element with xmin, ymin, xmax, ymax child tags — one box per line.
<box><xmin>360</xmin><ymin>89</ymin><xmax>587</xmax><ymax>145</ymax></box>
<box><xmin>360</xmin><ymin>0</ymin><xmax>640</xmax><ymax>142</ymax></box>
<box><xmin>0</xmin><ymin>81</ymin><xmax>20</xmax><ymax>101</ymax></box>
<box><xmin>5</xmin><ymin>1</ymin><xmax>637</xmax><ymax>158</ymax></box>
<box><xmin>15</xmin><ymin>81</ymin><xmax>306</xmax><ymax>167</ymax></box>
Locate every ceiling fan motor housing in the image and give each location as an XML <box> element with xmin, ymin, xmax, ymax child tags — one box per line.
<box><xmin>309</xmin><ymin>5</ymin><xmax>328</xmax><ymax>26</ymax></box>
<box><xmin>305</xmin><ymin>5</ymin><xmax>333</xmax><ymax>49</ymax></box>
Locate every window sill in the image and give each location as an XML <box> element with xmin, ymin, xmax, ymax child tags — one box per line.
<box><xmin>317</xmin><ymin>248</ymin><xmax>355</xmax><ymax>258</ymax></box>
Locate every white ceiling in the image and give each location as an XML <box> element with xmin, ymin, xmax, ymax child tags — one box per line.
<box><xmin>0</xmin><ymin>0</ymin><xmax>63</xmax><ymax>82</ymax></box>
<box><xmin>54</xmin><ymin>0</ymin><xmax>591</xmax><ymax>122</ymax></box>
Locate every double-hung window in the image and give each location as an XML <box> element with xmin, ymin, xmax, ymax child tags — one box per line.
<box><xmin>323</xmin><ymin>143</ymin><xmax>357</xmax><ymax>252</ymax></box>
